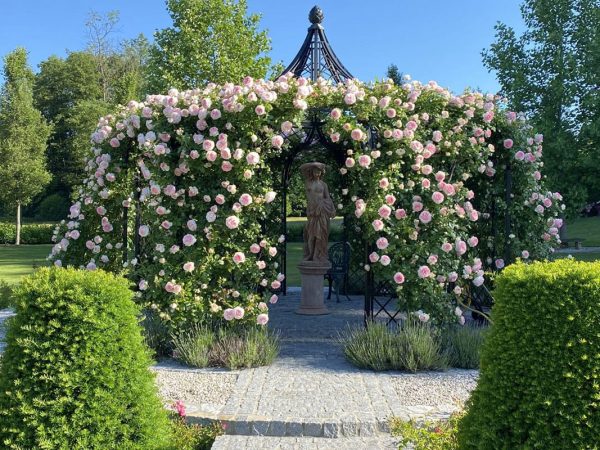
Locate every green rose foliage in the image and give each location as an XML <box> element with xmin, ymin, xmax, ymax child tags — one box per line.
<box><xmin>49</xmin><ymin>76</ymin><xmax>562</xmax><ymax>329</ymax></box>
<box><xmin>0</xmin><ymin>267</ymin><xmax>172</xmax><ymax>449</ymax></box>
<box><xmin>458</xmin><ymin>259</ymin><xmax>600</xmax><ymax>449</ymax></box>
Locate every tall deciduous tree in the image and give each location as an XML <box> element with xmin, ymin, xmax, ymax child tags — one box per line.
<box><xmin>0</xmin><ymin>48</ymin><xmax>51</xmax><ymax>244</ymax></box>
<box><xmin>482</xmin><ymin>0</ymin><xmax>600</xmax><ymax>211</ymax></box>
<box><xmin>147</xmin><ymin>0</ymin><xmax>273</xmax><ymax>92</ymax></box>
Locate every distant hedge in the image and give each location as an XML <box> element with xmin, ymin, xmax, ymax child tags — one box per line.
<box><xmin>286</xmin><ymin>220</ymin><xmax>343</xmax><ymax>242</ymax></box>
<box><xmin>458</xmin><ymin>259</ymin><xmax>600</xmax><ymax>449</ymax></box>
<box><xmin>0</xmin><ymin>222</ymin><xmax>54</xmax><ymax>244</ymax></box>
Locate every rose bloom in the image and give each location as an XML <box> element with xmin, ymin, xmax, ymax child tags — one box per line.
<box><xmin>358</xmin><ymin>155</ymin><xmax>371</xmax><ymax>168</ymax></box>
<box><xmin>330</xmin><ymin>108</ymin><xmax>342</xmax><ymax>120</ymax></box>
<box><xmin>455</xmin><ymin>240</ymin><xmax>467</xmax><ymax>255</ymax></box>
<box><xmin>378</xmin><ymin>205</ymin><xmax>392</xmax><ymax>219</ymax></box>
<box><xmin>272</xmin><ymin>135</ymin><xmax>284</xmax><ymax>148</ymax></box>
<box><xmin>250</xmin><ymin>243</ymin><xmax>261</xmax><ymax>254</ymax></box>
<box><xmin>256</xmin><ymin>260</ymin><xmax>266</xmax><ymax>270</ymax></box>
<box><xmin>187</xmin><ymin>219</ymin><xmax>197</xmax><ymax>231</ymax></box>
<box><xmin>233</xmin><ymin>252</ymin><xmax>246</xmax><ymax>264</ymax></box>
<box><xmin>161</xmin><ymin>220</ymin><xmax>172</xmax><ymax>230</ymax></box>
<box><xmin>431</xmin><ymin>192</ymin><xmax>444</xmax><ymax>204</ymax></box>
<box><xmin>418</xmin><ymin>265</ymin><xmax>431</xmax><ymax>278</ymax></box>
<box><xmin>369</xmin><ymin>252</ymin><xmax>379</xmax><ymax>263</ymax></box>
<box><xmin>246</xmin><ymin>152</ymin><xmax>260</xmax><ymax>165</ymax></box>
<box><xmin>182</xmin><ymin>234</ymin><xmax>196</xmax><ymax>246</ymax></box>
<box><xmin>379</xmin><ymin>178</ymin><xmax>389</xmax><ymax>189</ymax></box>
<box><xmin>376</xmin><ymin>237</ymin><xmax>389</xmax><ymax>249</ymax></box>
<box><xmin>412</xmin><ymin>201</ymin><xmax>423</xmax><ymax>212</ymax></box>
<box><xmin>467</xmin><ymin>236</ymin><xmax>479</xmax><ymax>247</ymax></box>
<box><xmin>269</xmin><ymin>294</ymin><xmax>278</xmax><ymax>304</ymax></box>
<box><xmin>138</xmin><ymin>225</ymin><xmax>150</xmax><ymax>237</ymax></box>
<box><xmin>495</xmin><ymin>259</ymin><xmax>505</xmax><ymax>269</ymax></box>
<box><xmin>226</xmin><ymin>216</ymin><xmax>240</xmax><ymax>229</ymax></box>
<box><xmin>268</xmin><ymin>247</ymin><xmax>278</xmax><ymax>257</ymax></box>
<box><xmin>265</xmin><ymin>191</ymin><xmax>277</xmax><ymax>203</ymax></box>
<box><xmin>351</xmin><ymin>129</ymin><xmax>364</xmax><ymax>141</ymax></box>
<box><xmin>427</xmin><ymin>255</ymin><xmax>438</xmax><ymax>265</ymax></box>
<box><xmin>372</xmin><ymin>219</ymin><xmax>384</xmax><ymax>231</ymax></box>
<box><xmin>183</xmin><ymin>262</ymin><xmax>195</xmax><ymax>272</ymax></box>
<box><xmin>521</xmin><ymin>250</ymin><xmax>530</xmax><ymax>259</ymax></box>
<box><xmin>223</xmin><ymin>308</ymin><xmax>235</xmax><ymax>321</ymax></box>
<box><xmin>233</xmin><ymin>306</ymin><xmax>245</xmax><ymax>319</ymax></box>
<box><xmin>503</xmin><ymin>139</ymin><xmax>514</xmax><ymax>149</ymax></box>
<box><xmin>239</xmin><ymin>193</ymin><xmax>253</xmax><ymax>206</ymax></box>
<box><xmin>385</xmin><ymin>194</ymin><xmax>396</xmax><ymax>205</ymax></box>
<box><xmin>345</xmin><ymin>157</ymin><xmax>355</xmax><ymax>168</ymax></box>
<box><xmin>221</xmin><ymin>161</ymin><xmax>233</xmax><ymax>172</ymax></box>
<box><xmin>380</xmin><ymin>255</ymin><xmax>391</xmax><ymax>266</ymax></box>
<box><xmin>393</xmin><ymin>272</ymin><xmax>405</xmax><ymax>284</ymax></box>
<box><xmin>281</xmin><ymin>120</ymin><xmax>294</xmax><ymax>133</ymax></box>
<box><xmin>257</xmin><ymin>314</ymin><xmax>269</xmax><ymax>326</ymax></box>
<box><xmin>419</xmin><ymin>211</ymin><xmax>432</xmax><ymax>224</ymax></box>
<box><xmin>395</xmin><ymin>209</ymin><xmax>407</xmax><ymax>219</ymax></box>
<box><xmin>473</xmin><ymin>276</ymin><xmax>485</xmax><ymax>287</ymax></box>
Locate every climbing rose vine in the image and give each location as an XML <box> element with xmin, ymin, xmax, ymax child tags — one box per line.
<box><xmin>49</xmin><ymin>74</ymin><xmax>563</xmax><ymax>328</ymax></box>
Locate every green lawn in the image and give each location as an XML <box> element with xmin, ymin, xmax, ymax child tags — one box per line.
<box><xmin>552</xmin><ymin>251</ymin><xmax>600</xmax><ymax>262</ymax></box>
<box><xmin>0</xmin><ymin>245</ymin><xmax>52</xmax><ymax>284</ymax></box>
<box><xmin>565</xmin><ymin>216</ymin><xmax>600</xmax><ymax>247</ymax></box>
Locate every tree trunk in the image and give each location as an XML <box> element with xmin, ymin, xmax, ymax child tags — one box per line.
<box><xmin>15</xmin><ymin>202</ymin><xmax>21</xmax><ymax>246</ymax></box>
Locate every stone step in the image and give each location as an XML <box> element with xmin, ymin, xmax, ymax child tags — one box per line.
<box><xmin>211</xmin><ymin>434</ymin><xmax>400</xmax><ymax>449</ymax></box>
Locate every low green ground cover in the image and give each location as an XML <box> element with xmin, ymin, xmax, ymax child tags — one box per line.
<box><xmin>0</xmin><ymin>244</ymin><xmax>51</xmax><ymax>284</ymax></box>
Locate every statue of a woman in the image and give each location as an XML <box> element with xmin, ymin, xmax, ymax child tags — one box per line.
<box><xmin>300</xmin><ymin>162</ymin><xmax>336</xmax><ymax>262</ymax></box>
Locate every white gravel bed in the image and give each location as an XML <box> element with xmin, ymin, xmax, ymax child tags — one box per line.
<box><xmin>392</xmin><ymin>369</ymin><xmax>478</xmax><ymax>407</ymax></box>
<box><xmin>152</xmin><ymin>366</ymin><xmax>238</xmax><ymax>409</ymax></box>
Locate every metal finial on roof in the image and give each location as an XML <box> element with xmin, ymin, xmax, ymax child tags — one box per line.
<box><xmin>279</xmin><ymin>6</ymin><xmax>353</xmax><ymax>83</ymax></box>
<box><xmin>309</xmin><ymin>6</ymin><xmax>324</xmax><ymax>24</ymax></box>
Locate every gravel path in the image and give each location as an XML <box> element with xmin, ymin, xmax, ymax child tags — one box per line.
<box><xmin>152</xmin><ymin>363</ymin><xmax>237</xmax><ymax>413</ymax></box>
<box><xmin>392</xmin><ymin>369</ymin><xmax>478</xmax><ymax>407</ymax></box>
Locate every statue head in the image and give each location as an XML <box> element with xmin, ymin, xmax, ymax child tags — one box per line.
<box><xmin>300</xmin><ymin>162</ymin><xmax>327</xmax><ymax>181</ymax></box>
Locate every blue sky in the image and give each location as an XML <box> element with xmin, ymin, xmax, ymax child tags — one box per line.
<box><xmin>0</xmin><ymin>0</ymin><xmax>525</xmax><ymax>94</ymax></box>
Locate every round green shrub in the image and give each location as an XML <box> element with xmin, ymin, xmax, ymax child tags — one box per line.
<box><xmin>458</xmin><ymin>259</ymin><xmax>600</xmax><ymax>449</ymax></box>
<box><xmin>35</xmin><ymin>193</ymin><xmax>70</xmax><ymax>221</ymax></box>
<box><xmin>0</xmin><ymin>267</ymin><xmax>172</xmax><ymax>449</ymax></box>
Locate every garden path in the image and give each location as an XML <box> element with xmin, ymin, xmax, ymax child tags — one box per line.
<box><xmin>211</xmin><ymin>289</ymin><xmax>476</xmax><ymax>448</ymax></box>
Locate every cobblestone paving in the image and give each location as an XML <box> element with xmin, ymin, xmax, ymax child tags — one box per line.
<box><xmin>211</xmin><ymin>435</ymin><xmax>400</xmax><ymax>449</ymax></box>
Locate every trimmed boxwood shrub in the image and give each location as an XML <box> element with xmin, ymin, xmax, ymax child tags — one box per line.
<box><xmin>0</xmin><ymin>222</ymin><xmax>54</xmax><ymax>244</ymax></box>
<box><xmin>0</xmin><ymin>267</ymin><xmax>172</xmax><ymax>449</ymax></box>
<box><xmin>458</xmin><ymin>260</ymin><xmax>600</xmax><ymax>449</ymax></box>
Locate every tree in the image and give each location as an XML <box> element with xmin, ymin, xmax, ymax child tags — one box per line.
<box><xmin>0</xmin><ymin>48</ymin><xmax>51</xmax><ymax>244</ymax></box>
<box><xmin>386</xmin><ymin>64</ymin><xmax>404</xmax><ymax>85</ymax></box>
<box><xmin>147</xmin><ymin>0</ymin><xmax>273</xmax><ymax>92</ymax></box>
<box><xmin>34</xmin><ymin>52</ymin><xmax>107</xmax><ymax>199</ymax></box>
<box><xmin>482</xmin><ymin>0</ymin><xmax>600</xmax><ymax>211</ymax></box>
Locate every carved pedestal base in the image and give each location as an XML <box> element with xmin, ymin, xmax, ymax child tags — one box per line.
<box><xmin>296</xmin><ymin>260</ymin><xmax>331</xmax><ymax>315</ymax></box>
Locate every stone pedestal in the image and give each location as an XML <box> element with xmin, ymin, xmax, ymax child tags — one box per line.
<box><xmin>296</xmin><ymin>260</ymin><xmax>331</xmax><ymax>315</ymax></box>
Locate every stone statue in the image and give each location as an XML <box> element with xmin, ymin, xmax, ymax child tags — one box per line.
<box><xmin>300</xmin><ymin>162</ymin><xmax>336</xmax><ymax>263</ymax></box>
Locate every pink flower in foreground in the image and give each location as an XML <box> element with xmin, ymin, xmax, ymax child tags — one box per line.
<box><xmin>265</xmin><ymin>191</ymin><xmax>277</xmax><ymax>203</ymax></box>
<box><xmin>395</xmin><ymin>209</ymin><xmax>407</xmax><ymax>219</ymax></box>
<box><xmin>521</xmin><ymin>250</ymin><xmax>530</xmax><ymax>259</ymax></box>
<box><xmin>369</xmin><ymin>252</ymin><xmax>379</xmax><ymax>263</ymax></box>
<box><xmin>272</xmin><ymin>135</ymin><xmax>284</xmax><ymax>148</ymax></box>
<box><xmin>183</xmin><ymin>262</ymin><xmax>195</xmax><ymax>272</ymax></box>
<box><xmin>378</xmin><ymin>205</ymin><xmax>392</xmax><ymax>219</ymax></box>
<box><xmin>380</xmin><ymin>255</ymin><xmax>391</xmax><ymax>266</ymax></box>
<box><xmin>239</xmin><ymin>194</ymin><xmax>253</xmax><ymax>206</ymax></box>
<box><xmin>269</xmin><ymin>294</ymin><xmax>278</xmax><ymax>304</ymax></box>
<box><xmin>250</xmin><ymin>243</ymin><xmax>261</xmax><ymax>254</ymax></box>
<box><xmin>441</xmin><ymin>242</ymin><xmax>453</xmax><ymax>253</ymax></box>
<box><xmin>503</xmin><ymin>139</ymin><xmax>514</xmax><ymax>149</ymax></box>
<box><xmin>173</xmin><ymin>400</ymin><xmax>186</xmax><ymax>418</ymax></box>
<box><xmin>138</xmin><ymin>225</ymin><xmax>150</xmax><ymax>237</ymax></box>
<box><xmin>351</xmin><ymin>129</ymin><xmax>364</xmax><ymax>141</ymax></box>
<box><xmin>372</xmin><ymin>219</ymin><xmax>384</xmax><ymax>231</ymax></box>
<box><xmin>345</xmin><ymin>157</ymin><xmax>355</xmax><ymax>168</ymax></box>
<box><xmin>495</xmin><ymin>259</ymin><xmax>505</xmax><ymax>269</ymax></box>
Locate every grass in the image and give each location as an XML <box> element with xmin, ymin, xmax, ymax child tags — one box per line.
<box><xmin>0</xmin><ymin>244</ymin><xmax>52</xmax><ymax>284</ymax></box>
<box><xmin>565</xmin><ymin>216</ymin><xmax>600</xmax><ymax>247</ymax></box>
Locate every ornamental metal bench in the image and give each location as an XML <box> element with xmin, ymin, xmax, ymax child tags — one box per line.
<box><xmin>325</xmin><ymin>241</ymin><xmax>351</xmax><ymax>302</ymax></box>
